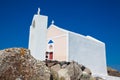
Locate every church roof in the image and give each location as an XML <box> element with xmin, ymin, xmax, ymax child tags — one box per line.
<box><xmin>48</xmin><ymin>24</ymin><xmax>69</xmax><ymax>33</ymax></box>
<box><xmin>48</xmin><ymin>21</ymin><xmax>104</xmax><ymax>45</ymax></box>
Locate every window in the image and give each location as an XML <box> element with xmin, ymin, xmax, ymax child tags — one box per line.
<box><xmin>32</xmin><ymin>20</ymin><xmax>35</xmax><ymax>28</ymax></box>
<box><xmin>49</xmin><ymin>45</ymin><xmax>53</xmax><ymax>50</ymax></box>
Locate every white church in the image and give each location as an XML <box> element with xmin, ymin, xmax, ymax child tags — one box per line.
<box><xmin>28</xmin><ymin>8</ymin><xmax>120</xmax><ymax>80</ymax></box>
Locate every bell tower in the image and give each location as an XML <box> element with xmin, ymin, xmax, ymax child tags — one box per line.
<box><xmin>28</xmin><ymin>8</ymin><xmax>48</xmax><ymax>60</ymax></box>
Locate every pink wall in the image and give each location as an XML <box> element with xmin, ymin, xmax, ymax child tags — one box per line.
<box><xmin>47</xmin><ymin>25</ymin><xmax>66</xmax><ymax>38</ymax></box>
<box><xmin>53</xmin><ymin>36</ymin><xmax>67</xmax><ymax>61</ymax></box>
<box><xmin>47</xmin><ymin>25</ymin><xmax>67</xmax><ymax>61</ymax></box>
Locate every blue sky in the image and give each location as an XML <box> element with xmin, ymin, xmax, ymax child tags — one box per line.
<box><xmin>0</xmin><ymin>0</ymin><xmax>120</xmax><ymax>70</ymax></box>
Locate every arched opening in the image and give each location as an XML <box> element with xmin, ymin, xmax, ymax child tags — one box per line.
<box><xmin>48</xmin><ymin>44</ymin><xmax>53</xmax><ymax>60</ymax></box>
<box><xmin>46</xmin><ymin>40</ymin><xmax>54</xmax><ymax>60</ymax></box>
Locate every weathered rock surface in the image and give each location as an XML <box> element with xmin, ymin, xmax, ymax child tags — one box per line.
<box><xmin>46</xmin><ymin>60</ymin><xmax>93</xmax><ymax>80</ymax></box>
<box><xmin>0</xmin><ymin>48</ymin><xmax>104</xmax><ymax>80</ymax></box>
<box><xmin>0</xmin><ymin>48</ymin><xmax>50</xmax><ymax>80</ymax></box>
<box><xmin>107</xmin><ymin>67</ymin><xmax>120</xmax><ymax>77</ymax></box>
<box><xmin>58</xmin><ymin>61</ymin><xmax>82</xmax><ymax>80</ymax></box>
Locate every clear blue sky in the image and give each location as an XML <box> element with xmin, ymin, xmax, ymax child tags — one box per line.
<box><xmin>0</xmin><ymin>0</ymin><xmax>120</xmax><ymax>70</ymax></box>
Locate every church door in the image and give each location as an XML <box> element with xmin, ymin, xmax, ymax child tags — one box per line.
<box><xmin>47</xmin><ymin>40</ymin><xmax>54</xmax><ymax>60</ymax></box>
<box><xmin>49</xmin><ymin>52</ymin><xmax>53</xmax><ymax>60</ymax></box>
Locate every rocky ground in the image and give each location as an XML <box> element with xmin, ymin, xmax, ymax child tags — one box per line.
<box><xmin>107</xmin><ymin>67</ymin><xmax>120</xmax><ymax>77</ymax></box>
<box><xmin>0</xmin><ymin>48</ymin><xmax>50</xmax><ymax>80</ymax></box>
<box><xmin>0</xmin><ymin>48</ymin><xmax>118</xmax><ymax>80</ymax></box>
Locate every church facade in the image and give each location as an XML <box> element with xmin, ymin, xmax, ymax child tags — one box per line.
<box><xmin>28</xmin><ymin>8</ymin><xmax>120</xmax><ymax>80</ymax></box>
<box><xmin>47</xmin><ymin>24</ymin><xmax>107</xmax><ymax>76</ymax></box>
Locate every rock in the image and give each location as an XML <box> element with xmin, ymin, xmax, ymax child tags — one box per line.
<box><xmin>46</xmin><ymin>60</ymin><xmax>59</xmax><ymax>67</ymax></box>
<box><xmin>107</xmin><ymin>67</ymin><xmax>120</xmax><ymax>77</ymax></box>
<box><xmin>51</xmin><ymin>64</ymin><xmax>61</xmax><ymax>72</ymax></box>
<box><xmin>83</xmin><ymin>67</ymin><xmax>92</xmax><ymax>75</ymax></box>
<box><xmin>94</xmin><ymin>77</ymin><xmax>104</xmax><ymax>80</ymax></box>
<box><xmin>58</xmin><ymin>69</ymin><xmax>70</xmax><ymax>80</ymax></box>
<box><xmin>62</xmin><ymin>64</ymin><xmax>67</xmax><ymax>68</ymax></box>
<box><xmin>80</xmin><ymin>71</ymin><xmax>91</xmax><ymax>80</ymax></box>
<box><xmin>47</xmin><ymin>60</ymin><xmax>93</xmax><ymax>80</ymax></box>
<box><xmin>0</xmin><ymin>48</ymin><xmax>50</xmax><ymax>80</ymax></box>
<box><xmin>50</xmin><ymin>69</ymin><xmax>59</xmax><ymax>80</ymax></box>
<box><xmin>58</xmin><ymin>61</ymin><xmax>82</xmax><ymax>80</ymax></box>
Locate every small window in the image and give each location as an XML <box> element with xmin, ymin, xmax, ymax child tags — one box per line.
<box><xmin>49</xmin><ymin>45</ymin><xmax>53</xmax><ymax>50</ymax></box>
<box><xmin>32</xmin><ymin>20</ymin><xmax>35</xmax><ymax>28</ymax></box>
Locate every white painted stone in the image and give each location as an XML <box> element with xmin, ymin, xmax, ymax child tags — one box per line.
<box><xmin>28</xmin><ymin>8</ymin><xmax>48</xmax><ymax>60</ymax></box>
<box><xmin>93</xmin><ymin>74</ymin><xmax>120</xmax><ymax>80</ymax></box>
<box><xmin>69</xmin><ymin>32</ymin><xmax>107</xmax><ymax>76</ymax></box>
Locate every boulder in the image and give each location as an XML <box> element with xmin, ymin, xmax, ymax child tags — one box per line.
<box><xmin>58</xmin><ymin>61</ymin><xmax>83</xmax><ymax>80</ymax></box>
<box><xmin>94</xmin><ymin>77</ymin><xmax>104</xmax><ymax>80</ymax></box>
<box><xmin>49</xmin><ymin>61</ymin><xmax>93</xmax><ymax>80</ymax></box>
<box><xmin>80</xmin><ymin>71</ymin><xmax>91</xmax><ymax>80</ymax></box>
<box><xmin>84</xmin><ymin>68</ymin><xmax>91</xmax><ymax>75</ymax></box>
<box><xmin>51</xmin><ymin>64</ymin><xmax>61</xmax><ymax>72</ymax></box>
<box><xmin>58</xmin><ymin>69</ymin><xmax>70</xmax><ymax>80</ymax></box>
<box><xmin>0</xmin><ymin>48</ymin><xmax>50</xmax><ymax>80</ymax></box>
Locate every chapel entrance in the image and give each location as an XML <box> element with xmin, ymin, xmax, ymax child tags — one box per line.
<box><xmin>49</xmin><ymin>52</ymin><xmax>53</xmax><ymax>60</ymax></box>
<box><xmin>46</xmin><ymin>52</ymin><xmax>53</xmax><ymax>60</ymax></box>
<box><xmin>46</xmin><ymin>40</ymin><xmax>54</xmax><ymax>60</ymax></box>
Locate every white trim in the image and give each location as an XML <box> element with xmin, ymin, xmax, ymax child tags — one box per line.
<box><xmin>69</xmin><ymin>31</ymin><xmax>104</xmax><ymax>45</ymax></box>
<box><xmin>103</xmin><ymin>43</ymin><xmax>108</xmax><ymax>75</ymax></box>
<box><xmin>47</xmin><ymin>24</ymin><xmax>52</xmax><ymax>30</ymax></box>
<box><xmin>48</xmin><ymin>24</ymin><xmax>104</xmax><ymax>45</ymax></box>
<box><xmin>48</xmin><ymin>24</ymin><xmax>86</xmax><ymax>38</ymax></box>
<box><xmin>86</xmin><ymin>35</ymin><xmax>104</xmax><ymax>44</ymax></box>
<box><xmin>66</xmin><ymin>33</ymin><xmax>69</xmax><ymax>61</ymax></box>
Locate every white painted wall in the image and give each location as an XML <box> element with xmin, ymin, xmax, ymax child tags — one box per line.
<box><xmin>93</xmin><ymin>74</ymin><xmax>120</xmax><ymax>80</ymax></box>
<box><xmin>105</xmin><ymin>76</ymin><xmax>120</xmax><ymax>80</ymax></box>
<box><xmin>68</xmin><ymin>32</ymin><xmax>107</xmax><ymax>75</ymax></box>
<box><xmin>29</xmin><ymin>14</ymin><xmax>48</xmax><ymax>60</ymax></box>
